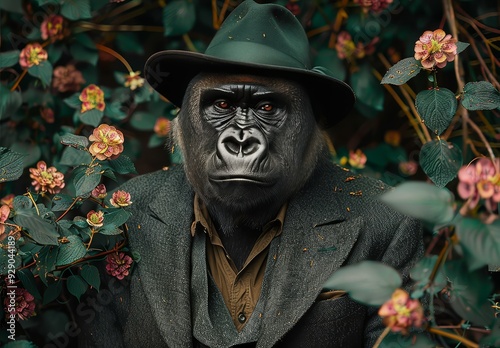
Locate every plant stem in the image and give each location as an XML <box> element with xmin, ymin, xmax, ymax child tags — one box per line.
<box><xmin>428</xmin><ymin>327</ymin><xmax>479</xmax><ymax>348</ymax></box>
<box><xmin>10</xmin><ymin>70</ymin><xmax>28</xmax><ymax>92</ymax></box>
<box><xmin>95</xmin><ymin>43</ymin><xmax>133</xmax><ymax>73</ymax></box>
<box><xmin>372</xmin><ymin>327</ymin><xmax>391</xmax><ymax>348</ymax></box>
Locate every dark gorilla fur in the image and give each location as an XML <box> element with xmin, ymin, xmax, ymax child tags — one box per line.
<box><xmin>173</xmin><ymin>72</ymin><xmax>326</xmax><ymax>268</ymax></box>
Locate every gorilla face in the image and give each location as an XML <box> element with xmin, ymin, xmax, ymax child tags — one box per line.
<box><xmin>175</xmin><ymin>73</ymin><xmax>325</xmax><ymax>228</ymax></box>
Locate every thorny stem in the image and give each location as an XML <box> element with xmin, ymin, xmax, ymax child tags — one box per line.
<box><xmin>428</xmin><ymin>327</ymin><xmax>479</xmax><ymax>348</ymax></box>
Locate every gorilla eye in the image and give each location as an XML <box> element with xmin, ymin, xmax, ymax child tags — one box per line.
<box><xmin>215</xmin><ymin>100</ymin><xmax>232</xmax><ymax>110</ymax></box>
<box><xmin>260</xmin><ymin>104</ymin><xmax>274</xmax><ymax>112</ymax></box>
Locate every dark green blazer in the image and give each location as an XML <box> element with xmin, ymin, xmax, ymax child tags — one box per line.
<box><xmin>77</xmin><ymin>158</ymin><xmax>423</xmax><ymax>348</ymax></box>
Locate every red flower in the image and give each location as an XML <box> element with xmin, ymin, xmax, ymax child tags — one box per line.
<box><xmin>79</xmin><ymin>84</ymin><xmax>105</xmax><ymax>113</ymax></box>
<box><xmin>106</xmin><ymin>252</ymin><xmax>133</xmax><ymax>280</ymax></box>
<box><xmin>19</xmin><ymin>43</ymin><xmax>48</xmax><ymax>69</ymax></box>
<box><xmin>4</xmin><ymin>288</ymin><xmax>37</xmax><ymax>321</ymax></box>
<box><xmin>41</xmin><ymin>14</ymin><xmax>66</xmax><ymax>42</ymax></box>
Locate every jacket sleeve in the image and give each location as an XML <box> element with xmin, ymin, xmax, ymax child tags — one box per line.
<box><xmin>363</xmin><ymin>215</ymin><xmax>425</xmax><ymax>348</ymax></box>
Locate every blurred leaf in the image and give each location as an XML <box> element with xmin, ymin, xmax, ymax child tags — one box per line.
<box><xmin>456</xmin><ymin>41</ymin><xmax>470</xmax><ymax>54</ymax></box>
<box><xmin>17</xmin><ymin>269</ymin><xmax>42</xmax><ymax>300</ymax></box>
<box><xmin>0</xmin><ymin>50</ymin><xmax>21</xmax><ymax>68</ymax></box>
<box><xmin>313</xmin><ymin>49</ymin><xmax>346</xmax><ymax>81</ymax></box>
<box><xmin>4</xmin><ymin>340</ymin><xmax>38</xmax><ymax>348</ymax></box>
<box><xmin>419</xmin><ymin>139</ymin><xmax>462</xmax><ymax>188</ymax></box>
<box><xmin>415</xmin><ymin>88</ymin><xmax>457</xmax><ymax>135</ymax></box>
<box><xmin>61</xmin><ymin>0</ymin><xmax>92</xmax><ymax>20</ymax></box>
<box><xmin>381</xmin><ymin>57</ymin><xmax>422</xmax><ymax>85</ymax></box>
<box><xmin>0</xmin><ymin>2</ymin><xmax>23</xmax><ymax>13</ymax></box>
<box><xmin>34</xmin><ymin>246</ymin><xmax>59</xmax><ymax>286</ymax></box>
<box><xmin>410</xmin><ymin>255</ymin><xmax>446</xmax><ymax>291</ymax></box>
<box><xmin>107</xmin><ymin>155</ymin><xmax>137</xmax><ymax>175</ymax></box>
<box><xmin>70</xmin><ymin>34</ymin><xmax>98</xmax><ymax>65</ymax></box>
<box><xmin>80</xmin><ymin>264</ymin><xmax>100</xmax><ymax>291</ymax></box>
<box><xmin>13</xmin><ymin>210</ymin><xmax>59</xmax><ymax>245</ymax></box>
<box><xmin>60</xmin><ymin>133</ymin><xmax>90</xmax><ymax>149</ymax></box>
<box><xmin>130</xmin><ymin>111</ymin><xmax>158</xmax><ymax>130</ymax></box>
<box><xmin>134</xmin><ymin>85</ymin><xmax>153</xmax><ymax>104</ymax></box>
<box><xmin>462</xmin><ymin>81</ymin><xmax>500</xmax><ymax>111</ymax></box>
<box><xmin>28</xmin><ymin>61</ymin><xmax>53</xmax><ymax>87</ymax></box>
<box><xmin>456</xmin><ymin>218</ymin><xmax>500</xmax><ymax>271</ymax></box>
<box><xmin>351</xmin><ymin>63</ymin><xmax>384</xmax><ymax>112</ymax></box>
<box><xmin>9</xmin><ymin>141</ymin><xmax>41</xmax><ymax>168</ymax></box>
<box><xmin>56</xmin><ymin>235</ymin><xmax>87</xmax><ymax>266</ymax></box>
<box><xmin>116</xmin><ymin>32</ymin><xmax>145</xmax><ymax>55</ymax></box>
<box><xmin>323</xmin><ymin>261</ymin><xmax>401</xmax><ymax>306</ymax></box>
<box><xmin>0</xmin><ymin>85</ymin><xmax>22</xmax><ymax>120</ymax></box>
<box><xmin>78</xmin><ymin>109</ymin><xmax>104</xmax><ymax>127</ymax></box>
<box><xmin>114</xmin><ymin>71</ymin><xmax>127</xmax><ymax>85</ymax></box>
<box><xmin>480</xmin><ymin>318</ymin><xmax>500</xmax><ymax>348</ymax></box>
<box><xmin>171</xmin><ymin>144</ymin><xmax>183</xmax><ymax>164</ymax></box>
<box><xmin>445</xmin><ymin>260</ymin><xmax>495</xmax><ymax>327</ymax></box>
<box><xmin>380</xmin><ymin>332</ymin><xmax>435</xmax><ymax>348</ymax></box>
<box><xmin>47</xmin><ymin>43</ymin><xmax>64</xmax><ymax>65</ymax></box>
<box><xmin>0</xmin><ymin>147</ymin><xmax>26</xmax><ymax>183</ymax></box>
<box><xmin>104</xmin><ymin>101</ymin><xmax>127</xmax><ymax>120</ymax></box>
<box><xmin>163</xmin><ymin>0</ymin><xmax>196</xmax><ymax>36</ymax></box>
<box><xmin>74</xmin><ymin>166</ymin><xmax>102</xmax><ymax>197</ymax></box>
<box><xmin>43</xmin><ymin>281</ymin><xmax>63</xmax><ymax>305</ymax></box>
<box><xmin>63</xmin><ymin>93</ymin><xmax>82</xmax><ymax>109</ymax></box>
<box><xmin>379</xmin><ymin>181</ymin><xmax>455</xmax><ymax>225</ymax></box>
<box><xmin>66</xmin><ymin>275</ymin><xmax>89</xmax><ymax>301</ymax></box>
<box><xmin>148</xmin><ymin>134</ymin><xmax>165</xmax><ymax>148</ymax></box>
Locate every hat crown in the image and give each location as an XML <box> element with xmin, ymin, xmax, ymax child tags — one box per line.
<box><xmin>204</xmin><ymin>0</ymin><xmax>311</xmax><ymax>70</ymax></box>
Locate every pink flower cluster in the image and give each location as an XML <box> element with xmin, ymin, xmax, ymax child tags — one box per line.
<box><xmin>354</xmin><ymin>0</ymin><xmax>393</xmax><ymax>13</ymax></box>
<box><xmin>414</xmin><ymin>29</ymin><xmax>457</xmax><ymax>70</ymax></box>
<box><xmin>0</xmin><ymin>205</ymin><xmax>10</xmax><ymax>235</ymax></box>
<box><xmin>378</xmin><ymin>288</ymin><xmax>425</xmax><ymax>334</ymax></box>
<box><xmin>80</xmin><ymin>84</ymin><xmax>105</xmax><ymax>113</ymax></box>
<box><xmin>29</xmin><ymin>161</ymin><xmax>65</xmax><ymax>194</ymax></box>
<box><xmin>110</xmin><ymin>190</ymin><xmax>132</xmax><ymax>208</ymax></box>
<box><xmin>106</xmin><ymin>252</ymin><xmax>133</xmax><ymax>280</ymax></box>
<box><xmin>88</xmin><ymin>124</ymin><xmax>124</xmax><ymax>161</ymax></box>
<box><xmin>3</xmin><ymin>288</ymin><xmax>37</xmax><ymax>321</ymax></box>
<box><xmin>19</xmin><ymin>43</ymin><xmax>48</xmax><ymax>69</ymax></box>
<box><xmin>458</xmin><ymin>158</ymin><xmax>500</xmax><ymax>212</ymax></box>
<box><xmin>52</xmin><ymin>65</ymin><xmax>85</xmax><ymax>93</ymax></box>
<box><xmin>41</xmin><ymin>14</ymin><xmax>66</xmax><ymax>42</ymax></box>
<box><xmin>335</xmin><ymin>31</ymin><xmax>377</xmax><ymax>61</ymax></box>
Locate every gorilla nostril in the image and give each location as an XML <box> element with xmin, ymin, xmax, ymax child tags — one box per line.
<box><xmin>241</xmin><ymin>141</ymin><xmax>260</xmax><ymax>156</ymax></box>
<box><xmin>223</xmin><ymin>139</ymin><xmax>241</xmax><ymax>156</ymax></box>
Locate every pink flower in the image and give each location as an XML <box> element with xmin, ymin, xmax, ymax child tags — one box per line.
<box><xmin>29</xmin><ymin>161</ymin><xmax>65</xmax><ymax>194</ymax></box>
<box><xmin>0</xmin><ymin>205</ymin><xmax>10</xmax><ymax>235</ymax></box>
<box><xmin>86</xmin><ymin>210</ymin><xmax>104</xmax><ymax>227</ymax></box>
<box><xmin>88</xmin><ymin>124</ymin><xmax>124</xmax><ymax>160</ymax></box>
<box><xmin>335</xmin><ymin>31</ymin><xmax>378</xmax><ymax>61</ymax></box>
<box><xmin>154</xmin><ymin>117</ymin><xmax>171</xmax><ymax>137</ymax></box>
<box><xmin>414</xmin><ymin>29</ymin><xmax>457</xmax><ymax>70</ymax></box>
<box><xmin>1</xmin><ymin>194</ymin><xmax>14</xmax><ymax>208</ymax></box>
<box><xmin>19</xmin><ymin>43</ymin><xmax>48</xmax><ymax>69</ymax></box>
<box><xmin>399</xmin><ymin>161</ymin><xmax>418</xmax><ymax>176</ymax></box>
<box><xmin>354</xmin><ymin>0</ymin><xmax>393</xmax><ymax>13</ymax></box>
<box><xmin>105</xmin><ymin>252</ymin><xmax>133</xmax><ymax>280</ymax></box>
<box><xmin>40</xmin><ymin>107</ymin><xmax>55</xmax><ymax>124</ymax></box>
<box><xmin>124</xmin><ymin>71</ymin><xmax>145</xmax><ymax>91</ymax></box>
<box><xmin>378</xmin><ymin>288</ymin><xmax>425</xmax><ymax>334</ymax></box>
<box><xmin>4</xmin><ymin>288</ymin><xmax>36</xmax><ymax>321</ymax></box>
<box><xmin>52</xmin><ymin>65</ymin><xmax>86</xmax><ymax>93</ymax></box>
<box><xmin>41</xmin><ymin>14</ymin><xmax>66</xmax><ymax>42</ymax></box>
<box><xmin>457</xmin><ymin>158</ymin><xmax>500</xmax><ymax>212</ymax></box>
<box><xmin>348</xmin><ymin>149</ymin><xmax>367</xmax><ymax>169</ymax></box>
<box><xmin>110</xmin><ymin>190</ymin><xmax>132</xmax><ymax>208</ymax></box>
<box><xmin>91</xmin><ymin>184</ymin><xmax>107</xmax><ymax>199</ymax></box>
<box><xmin>79</xmin><ymin>84</ymin><xmax>105</xmax><ymax>113</ymax></box>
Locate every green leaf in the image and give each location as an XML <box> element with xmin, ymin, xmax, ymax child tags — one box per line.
<box><xmin>78</xmin><ymin>109</ymin><xmax>104</xmax><ymax>127</ymax></box>
<box><xmin>163</xmin><ymin>0</ymin><xmax>196</xmax><ymax>36</ymax></box>
<box><xmin>34</xmin><ymin>246</ymin><xmax>59</xmax><ymax>286</ymax></box>
<box><xmin>323</xmin><ymin>261</ymin><xmax>401</xmax><ymax>306</ymax></box>
<box><xmin>13</xmin><ymin>210</ymin><xmax>59</xmax><ymax>245</ymax></box>
<box><xmin>59</xmin><ymin>146</ymin><xmax>92</xmax><ymax>166</ymax></box>
<box><xmin>16</xmin><ymin>269</ymin><xmax>42</xmax><ymax>300</ymax></box>
<box><xmin>415</xmin><ymin>88</ymin><xmax>457</xmax><ymax>135</ymax></box>
<box><xmin>148</xmin><ymin>134</ymin><xmax>165</xmax><ymax>148</ymax></box>
<box><xmin>13</xmin><ymin>196</ymin><xmax>33</xmax><ymax>210</ymax></box>
<box><xmin>80</xmin><ymin>264</ymin><xmax>100</xmax><ymax>290</ymax></box>
<box><xmin>380</xmin><ymin>57</ymin><xmax>422</xmax><ymax>85</ymax></box>
<box><xmin>0</xmin><ymin>85</ymin><xmax>22</xmax><ymax>120</ymax></box>
<box><xmin>66</xmin><ymin>274</ymin><xmax>89</xmax><ymax>301</ymax></box>
<box><xmin>70</xmin><ymin>42</ymin><xmax>98</xmax><ymax>66</ymax></box>
<box><xmin>27</xmin><ymin>61</ymin><xmax>53</xmax><ymax>87</ymax></box>
<box><xmin>61</xmin><ymin>0</ymin><xmax>92</xmax><ymax>20</ymax></box>
<box><xmin>52</xmin><ymin>194</ymin><xmax>76</xmax><ymax>212</ymax></box>
<box><xmin>74</xmin><ymin>166</ymin><xmax>102</xmax><ymax>197</ymax></box>
<box><xmin>380</xmin><ymin>332</ymin><xmax>434</xmax><ymax>348</ymax></box>
<box><xmin>130</xmin><ymin>111</ymin><xmax>158</xmax><ymax>130</ymax></box>
<box><xmin>56</xmin><ymin>235</ymin><xmax>87</xmax><ymax>266</ymax></box>
<box><xmin>4</xmin><ymin>340</ymin><xmax>39</xmax><ymax>348</ymax></box>
<box><xmin>104</xmin><ymin>101</ymin><xmax>126</xmax><ymax>120</ymax></box>
<box><xmin>410</xmin><ymin>255</ymin><xmax>446</xmax><ymax>290</ymax></box>
<box><xmin>480</xmin><ymin>318</ymin><xmax>500</xmax><ymax>348</ymax></box>
<box><xmin>0</xmin><ymin>147</ymin><xmax>26</xmax><ymax>183</ymax></box>
<box><xmin>445</xmin><ymin>260</ymin><xmax>495</xmax><ymax>327</ymax></box>
<box><xmin>115</xmin><ymin>32</ymin><xmax>145</xmax><ymax>55</ymax></box>
<box><xmin>0</xmin><ymin>50</ymin><xmax>21</xmax><ymax>68</ymax></box>
<box><xmin>99</xmin><ymin>224</ymin><xmax>123</xmax><ymax>235</ymax></box>
<box><xmin>313</xmin><ymin>49</ymin><xmax>346</xmax><ymax>81</ymax></box>
<box><xmin>456</xmin><ymin>218</ymin><xmax>500</xmax><ymax>271</ymax></box>
<box><xmin>60</xmin><ymin>133</ymin><xmax>90</xmax><ymax>149</ymax></box>
<box><xmin>351</xmin><ymin>62</ymin><xmax>384</xmax><ymax>112</ymax></box>
<box><xmin>0</xmin><ymin>2</ymin><xmax>24</xmax><ymax>13</ymax></box>
<box><xmin>419</xmin><ymin>139</ymin><xmax>462</xmax><ymax>188</ymax></box>
<box><xmin>462</xmin><ymin>81</ymin><xmax>500</xmax><ymax>111</ymax></box>
<box><xmin>107</xmin><ymin>155</ymin><xmax>137</xmax><ymax>175</ymax></box>
<box><xmin>170</xmin><ymin>144</ymin><xmax>183</xmax><ymax>164</ymax></box>
<box><xmin>9</xmin><ymin>141</ymin><xmax>42</xmax><ymax>167</ymax></box>
<box><xmin>0</xmin><ymin>248</ymin><xmax>21</xmax><ymax>276</ymax></box>
<box><xmin>47</xmin><ymin>43</ymin><xmax>64</xmax><ymax>65</ymax></box>
<box><xmin>104</xmin><ymin>208</ymin><xmax>131</xmax><ymax>227</ymax></box>
<box><xmin>380</xmin><ymin>181</ymin><xmax>455</xmax><ymax>225</ymax></box>
<box><xmin>64</xmin><ymin>93</ymin><xmax>82</xmax><ymax>109</ymax></box>
<box><xmin>456</xmin><ymin>41</ymin><xmax>470</xmax><ymax>55</ymax></box>
<box><xmin>43</xmin><ymin>280</ymin><xmax>63</xmax><ymax>305</ymax></box>
<box><xmin>113</xmin><ymin>71</ymin><xmax>127</xmax><ymax>85</ymax></box>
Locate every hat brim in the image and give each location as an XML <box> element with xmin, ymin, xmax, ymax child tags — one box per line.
<box><xmin>144</xmin><ymin>50</ymin><xmax>355</xmax><ymax>128</ymax></box>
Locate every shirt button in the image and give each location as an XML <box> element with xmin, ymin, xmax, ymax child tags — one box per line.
<box><xmin>238</xmin><ymin>312</ymin><xmax>246</xmax><ymax>323</ymax></box>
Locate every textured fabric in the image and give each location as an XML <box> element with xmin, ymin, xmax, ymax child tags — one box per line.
<box><xmin>192</xmin><ymin>195</ymin><xmax>285</xmax><ymax>331</ymax></box>
<box><xmin>76</xmin><ymin>155</ymin><xmax>424</xmax><ymax>348</ymax></box>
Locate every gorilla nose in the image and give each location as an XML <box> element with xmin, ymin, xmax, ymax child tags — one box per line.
<box><xmin>217</xmin><ymin>127</ymin><xmax>266</xmax><ymax>161</ymax></box>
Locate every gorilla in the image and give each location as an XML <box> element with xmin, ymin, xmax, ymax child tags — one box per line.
<box><xmin>77</xmin><ymin>1</ymin><xmax>423</xmax><ymax>347</ymax></box>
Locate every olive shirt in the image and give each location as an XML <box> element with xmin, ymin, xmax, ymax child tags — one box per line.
<box><xmin>191</xmin><ymin>195</ymin><xmax>286</xmax><ymax>331</ymax></box>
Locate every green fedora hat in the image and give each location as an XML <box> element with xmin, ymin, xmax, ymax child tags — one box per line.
<box><xmin>144</xmin><ymin>0</ymin><xmax>355</xmax><ymax>128</ymax></box>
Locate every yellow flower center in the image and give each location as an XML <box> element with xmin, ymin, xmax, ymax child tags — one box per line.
<box><xmin>41</xmin><ymin>171</ymin><xmax>53</xmax><ymax>181</ymax></box>
<box><xmin>394</xmin><ymin>303</ymin><xmax>411</xmax><ymax>317</ymax></box>
<box><xmin>29</xmin><ymin>48</ymin><xmax>42</xmax><ymax>65</ymax></box>
<box><xmin>429</xmin><ymin>39</ymin><xmax>442</xmax><ymax>54</ymax></box>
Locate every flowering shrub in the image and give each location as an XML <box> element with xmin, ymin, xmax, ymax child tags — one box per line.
<box><xmin>0</xmin><ymin>0</ymin><xmax>499</xmax><ymax>347</ymax></box>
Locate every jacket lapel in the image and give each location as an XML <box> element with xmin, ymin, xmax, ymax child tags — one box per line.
<box><xmin>258</xmin><ymin>162</ymin><xmax>364</xmax><ymax>347</ymax></box>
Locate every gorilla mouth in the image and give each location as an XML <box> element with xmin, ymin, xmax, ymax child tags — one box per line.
<box><xmin>209</xmin><ymin>175</ymin><xmax>275</xmax><ymax>186</ymax></box>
